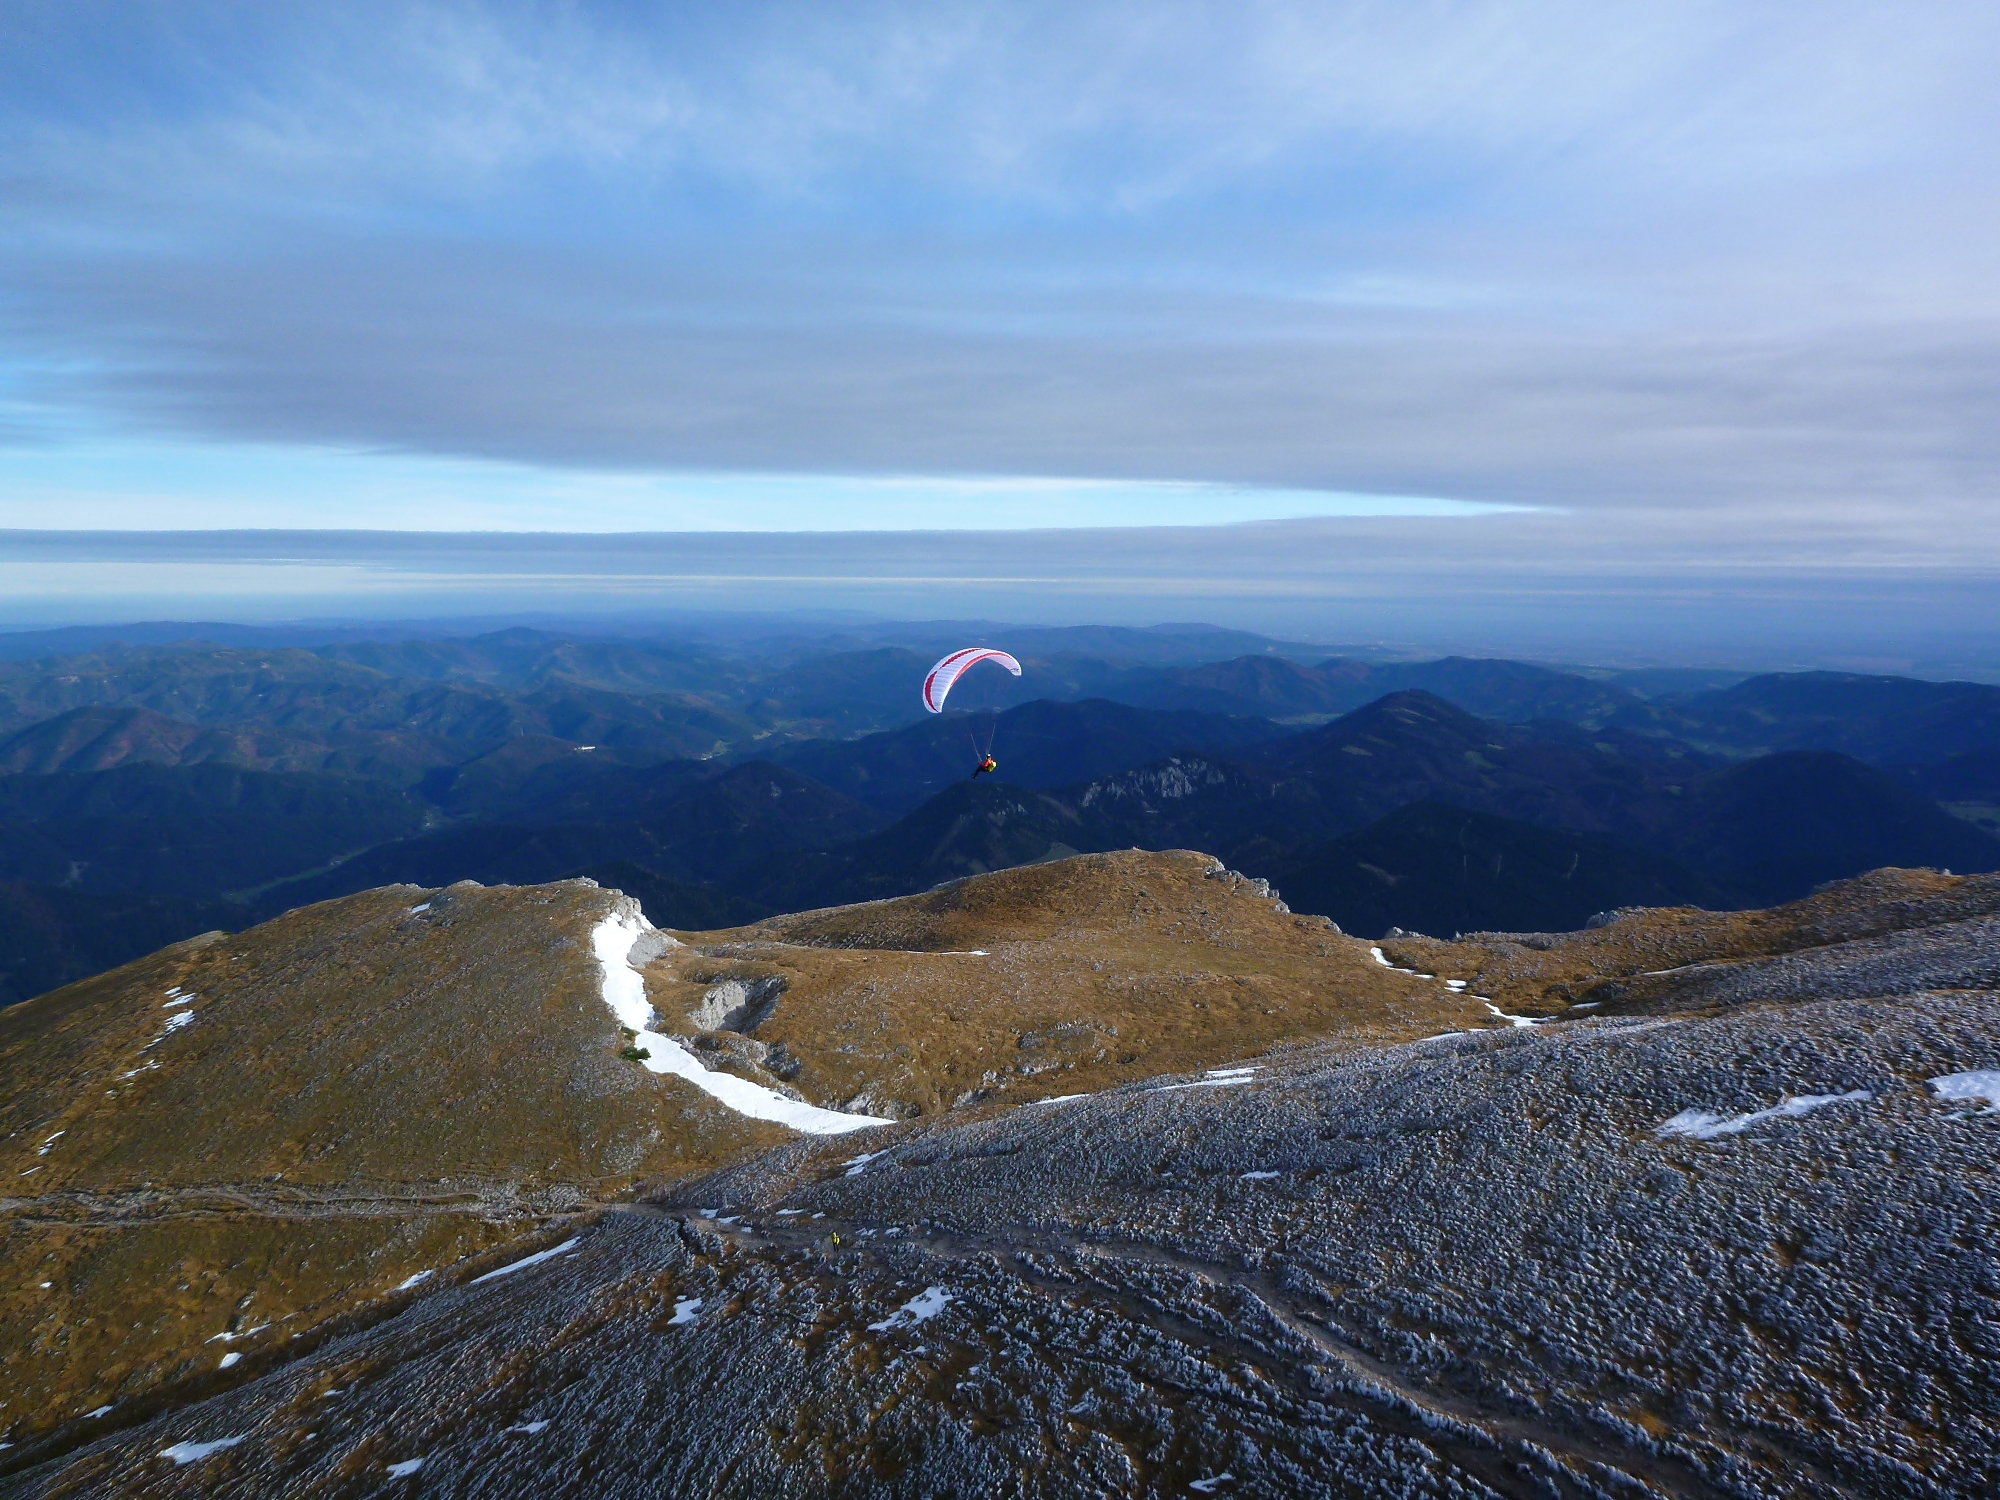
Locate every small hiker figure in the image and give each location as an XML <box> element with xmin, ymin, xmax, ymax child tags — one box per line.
<box><xmin>972</xmin><ymin>754</ymin><xmax>998</xmax><ymax>780</ymax></box>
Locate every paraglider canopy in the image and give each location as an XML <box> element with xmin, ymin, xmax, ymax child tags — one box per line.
<box><xmin>921</xmin><ymin>647</ymin><xmax>1021</xmax><ymax>714</ymax></box>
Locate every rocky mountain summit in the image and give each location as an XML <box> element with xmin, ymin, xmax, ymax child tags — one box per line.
<box><xmin>1</xmin><ymin>858</ymin><xmax>1996</xmax><ymax>1497</ymax></box>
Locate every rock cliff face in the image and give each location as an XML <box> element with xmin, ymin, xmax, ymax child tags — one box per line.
<box><xmin>3</xmin><ymin>862</ymin><xmax>1997</xmax><ymax>1497</ymax></box>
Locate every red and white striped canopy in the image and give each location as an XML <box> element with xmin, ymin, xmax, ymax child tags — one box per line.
<box><xmin>921</xmin><ymin>647</ymin><xmax>1021</xmax><ymax>713</ymax></box>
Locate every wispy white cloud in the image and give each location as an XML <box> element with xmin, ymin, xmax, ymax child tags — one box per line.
<box><xmin>0</xmin><ymin>0</ymin><xmax>1995</xmax><ymax>570</ymax></box>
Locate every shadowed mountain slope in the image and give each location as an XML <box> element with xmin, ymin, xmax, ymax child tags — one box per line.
<box><xmin>1261</xmin><ymin>801</ymin><xmax>1726</xmax><ymax>939</ymax></box>
<box><xmin>1612</xmin><ymin>669</ymin><xmax>2000</xmax><ymax>762</ymax></box>
<box><xmin>768</xmin><ymin>697</ymin><xmax>1286</xmax><ymax>814</ymax></box>
<box><xmin>0</xmin><ymin>706</ymin><xmax>313</xmax><ymax>776</ymax></box>
<box><xmin>739</xmin><ymin>694</ymin><xmax>1998</xmax><ymax>916</ymax></box>
<box><xmin>559</xmin><ymin>861</ymin><xmax>770</xmax><ymax>931</ymax></box>
<box><xmin>747</xmin><ymin>780</ymin><xmax>1105</xmax><ymax>912</ymax></box>
<box><xmin>1355</xmin><ymin>655</ymin><xmax>1641</xmax><ymax>724</ymax></box>
<box><xmin>415</xmin><ymin>737</ymin><xmax>707</xmax><ymax>821</ymax></box>
<box><xmin>1125</xmin><ymin>653</ymin><xmax>1361</xmax><ymax>717</ymax></box>
<box><xmin>0</xmin><ymin>648</ymin><xmax>754</xmax><ymax>781</ymax></box>
<box><xmin>252</xmin><ymin>762</ymin><xmax>887</xmax><ymax>917</ymax></box>
<box><xmin>1130</xmin><ymin>653</ymin><xmax>1643</xmax><ymax>725</ymax></box>
<box><xmin>1247</xmin><ymin>690</ymin><xmax>1698</xmax><ymax>833</ymax></box>
<box><xmin>0</xmin><ymin>883</ymin><xmax>242</xmax><ymax>1009</ymax></box>
<box><xmin>521</xmin><ymin>759</ymin><xmax>889</xmax><ymax>846</ymax></box>
<box><xmin>0</xmin><ymin>765</ymin><xmax>430</xmax><ymax>900</ymax></box>
<box><xmin>316</xmin><ymin>628</ymin><xmax>733</xmax><ymax>696</ymax></box>
<box><xmin>1659</xmin><ymin>750</ymin><xmax>2000</xmax><ymax>905</ymax></box>
<box><xmin>1897</xmin><ymin>746</ymin><xmax>2000</xmax><ymax>836</ymax></box>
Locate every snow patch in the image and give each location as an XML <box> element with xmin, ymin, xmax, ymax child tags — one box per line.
<box><xmin>470</xmin><ymin>1237</ymin><xmax>579</xmax><ymax>1285</ymax></box>
<box><xmin>159</xmin><ymin>1437</ymin><xmax>244</xmax><ymax>1464</ymax></box>
<box><xmin>593</xmin><ymin>910</ymin><xmax>889</xmax><ymax>1135</ymax></box>
<box><xmin>218</xmin><ymin>1352</ymin><xmax>240</xmax><ymax>1370</ymax></box>
<box><xmin>36</xmin><ymin>1132</ymin><xmax>62</xmax><ymax>1154</ymax></box>
<box><xmin>386</xmin><ymin>1456</ymin><xmax>426</xmax><ymax>1478</ymax></box>
<box><xmin>204</xmin><ymin>1323</ymin><xmax>267</xmax><ymax>1344</ymax></box>
<box><xmin>1930</xmin><ymin>1070</ymin><xmax>2000</xmax><ymax>1113</ymax></box>
<box><xmin>408</xmin><ymin>903</ymin><xmax>430</xmax><ymax>914</ymax></box>
<box><xmin>505</xmin><ymin>1420</ymin><xmax>550</xmax><ymax>1435</ymax></box>
<box><xmin>1368</xmin><ymin>947</ymin><xmax>1392</xmax><ymax>967</ymax></box>
<box><xmin>869</xmin><ymin>1286</ymin><xmax>953</xmax><ymax>1332</ymax></box>
<box><xmin>842</xmin><ymin>1150</ymin><xmax>886</xmax><ymax>1177</ymax></box>
<box><xmin>669</xmin><ymin>1297</ymin><xmax>702</xmax><ymax>1325</ymax></box>
<box><xmin>1154</xmin><ymin>1065</ymin><xmax>1260</xmax><ymax>1093</ymax></box>
<box><xmin>141</xmin><ymin>1011</ymin><xmax>195</xmax><ymax>1049</ymax></box>
<box><xmin>1480</xmin><ymin>999</ymin><xmax>1541</xmax><ymax>1028</ymax></box>
<box><xmin>1190</xmin><ymin>1477</ymin><xmax>1235</xmax><ymax>1494</ymax></box>
<box><xmin>1658</xmin><ymin>1090</ymin><xmax>1873</xmax><ymax>1140</ymax></box>
<box><xmin>162</xmin><ymin>995</ymin><xmax>192</xmax><ymax>1007</ymax></box>
<box><xmin>397</xmin><ymin>1270</ymin><xmax>434</xmax><ymax>1291</ymax></box>
<box><xmin>1239</xmin><ymin>1171</ymin><xmax>1281</xmax><ymax>1181</ymax></box>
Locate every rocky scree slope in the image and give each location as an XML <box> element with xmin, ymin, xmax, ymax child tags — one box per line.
<box><xmin>1</xmin><ymin>867</ymin><xmax>1996</xmax><ymax>1495</ymax></box>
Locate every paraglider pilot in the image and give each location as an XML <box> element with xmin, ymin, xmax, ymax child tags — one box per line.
<box><xmin>923</xmin><ymin>647</ymin><xmax>1022</xmax><ymax>785</ymax></box>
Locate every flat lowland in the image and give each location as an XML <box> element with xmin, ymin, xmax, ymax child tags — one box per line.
<box><xmin>1</xmin><ymin>857</ymin><xmax>1996</xmax><ymax>1496</ymax></box>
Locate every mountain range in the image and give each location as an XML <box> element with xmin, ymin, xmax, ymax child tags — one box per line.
<box><xmin>0</xmin><ymin>630</ymin><xmax>1997</xmax><ymax>1005</ymax></box>
<box><xmin>235</xmin><ymin>690</ymin><xmax>1997</xmax><ymax>939</ymax></box>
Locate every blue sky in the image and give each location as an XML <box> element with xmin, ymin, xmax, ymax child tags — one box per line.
<box><xmin>1</xmin><ymin>1</ymin><xmax>1997</xmax><ymax>645</ymax></box>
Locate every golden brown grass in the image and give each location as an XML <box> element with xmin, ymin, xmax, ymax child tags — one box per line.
<box><xmin>1378</xmin><ymin>866</ymin><xmax>1995</xmax><ymax>1015</ymax></box>
<box><xmin>647</xmin><ymin>850</ymin><xmax>1498</xmax><ymax>1119</ymax></box>
<box><xmin>0</xmin><ymin>878</ymin><xmax>784</xmax><ymax>1437</ymax></box>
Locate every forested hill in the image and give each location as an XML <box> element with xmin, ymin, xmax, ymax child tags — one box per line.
<box><xmin>0</xmin><ymin>628</ymin><xmax>1995</xmax><ymax>1004</ymax></box>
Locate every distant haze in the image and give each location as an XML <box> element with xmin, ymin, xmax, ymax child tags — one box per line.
<box><xmin>0</xmin><ymin>527</ymin><xmax>1994</xmax><ymax>677</ymax></box>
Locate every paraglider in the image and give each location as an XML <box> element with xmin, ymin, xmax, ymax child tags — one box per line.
<box><xmin>921</xmin><ymin>647</ymin><xmax>1021</xmax><ymax>714</ymax></box>
<box><xmin>922</xmin><ymin>647</ymin><xmax>1021</xmax><ymax>780</ymax></box>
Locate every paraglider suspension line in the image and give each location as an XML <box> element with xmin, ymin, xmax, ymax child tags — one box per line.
<box><xmin>962</xmin><ymin>713</ymin><xmax>999</xmax><ymax>763</ymax></box>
